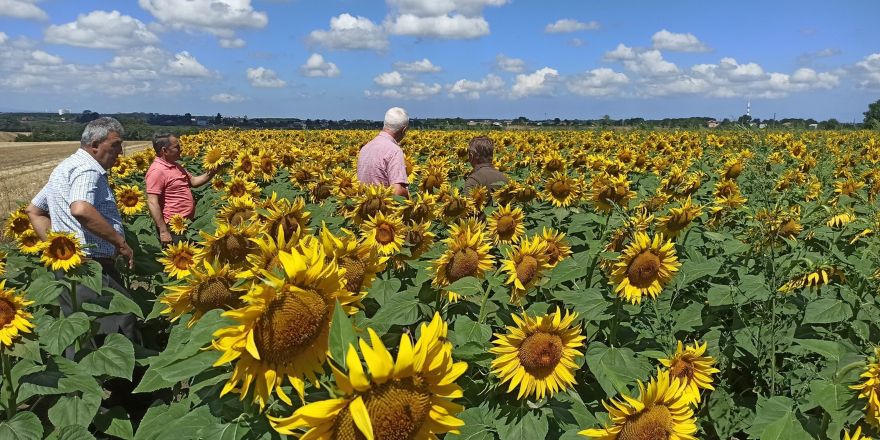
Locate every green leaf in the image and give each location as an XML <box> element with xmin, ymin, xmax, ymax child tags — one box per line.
<box><xmin>495</xmin><ymin>409</ymin><xmax>548</xmax><ymax>440</ymax></box>
<box><xmin>24</xmin><ymin>276</ymin><xmax>65</xmax><ymax>306</ymax></box>
<box><xmin>706</xmin><ymin>284</ymin><xmax>735</xmax><ymax>306</ymax></box>
<box><xmin>367</xmin><ymin>278</ymin><xmax>402</xmax><ymax>307</ymax></box>
<box><xmin>135</xmin><ymin>351</ymin><xmax>220</xmax><ymax>394</ymax></box>
<box><xmin>546</xmin><ymin>252</ymin><xmax>588</xmax><ymax>288</ymax></box>
<box><xmin>673</xmin><ymin>302</ymin><xmax>703</xmax><ymax>333</ymax></box>
<box><xmin>677</xmin><ymin>258</ymin><xmax>721</xmax><ymax>286</ymax></box>
<box><xmin>790</xmin><ymin>339</ymin><xmax>853</xmax><ymax>362</ymax></box>
<box><xmin>802</xmin><ymin>299</ymin><xmax>852</xmax><ymax>324</ymax></box>
<box><xmin>45</xmin><ymin>425</ymin><xmax>96</xmax><ymax>440</ymax></box>
<box><xmin>444</xmin><ymin>276</ymin><xmax>485</xmax><ymax>299</ymax></box>
<box><xmin>551</xmin><ymin>288</ymin><xmax>613</xmax><ymax>322</ymax></box>
<box><xmin>70</xmin><ymin>259</ymin><xmax>103</xmax><ymax>294</ymax></box>
<box><xmin>81</xmin><ymin>288</ymin><xmax>144</xmax><ymax>318</ymax></box>
<box><xmin>328</xmin><ymin>300</ymin><xmax>358</xmax><ymax>369</ymax></box>
<box><xmin>585</xmin><ymin>342</ymin><xmax>652</xmax><ymax>396</ymax></box>
<box><xmin>47</xmin><ymin>394</ymin><xmax>101</xmax><ymax>429</ymax></box>
<box><xmin>451</xmin><ymin>316</ymin><xmax>492</xmax><ymax>347</ymax></box>
<box><xmin>448</xmin><ymin>406</ymin><xmax>496</xmax><ymax>440</ymax></box>
<box><xmin>38</xmin><ymin>313</ymin><xmax>91</xmax><ymax>356</ymax></box>
<box><xmin>367</xmin><ymin>290</ymin><xmax>420</xmax><ymax>333</ymax></box>
<box><xmin>7</xmin><ymin>338</ymin><xmax>41</xmax><ymax>362</ymax></box>
<box><xmin>0</xmin><ymin>411</ymin><xmax>43</xmax><ymax>440</ymax></box>
<box><xmin>806</xmin><ymin>378</ymin><xmax>855</xmax><ymax>438</ymax></box>
<box><xmin>79</xmin><ymin>333</ymin><xmax>136</xmax><ymax>380</ymax></box>
<box><xmin>93</xmin><ymin>406</ymin><xmax>134</xmax><ymax>440</ymax></box>
<box><xmin>198</xmin><ymin>421</ymin><xmax>251</xmax><ymax>440</ymax></box>
<box><xmin>748</xmin><ymin>396</ymin><xmax>809</xmax><ymax>439</ymax></box>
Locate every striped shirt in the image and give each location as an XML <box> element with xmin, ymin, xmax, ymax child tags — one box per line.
<box><xmin>32</xmin><ymin>149</ymin><xmax>124</xmax><ymax>258</ymax></box>
<box><xmin>356</xmin><ymin>131</ymin><xmax>408</xmax><ymax>186</ymax></box>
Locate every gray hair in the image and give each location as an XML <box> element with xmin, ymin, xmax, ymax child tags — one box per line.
<box><xmin>80</xmin><ymin>117</ymin><xmax>124</xmax><ymax>148</ymax></box>
<box><xmin>468</xmin><ymin>136</ymin><xmax>495</xmax><ymax>163</ymax></box>
<box><xmin>152</xmin><ymin>132</ymin><xmax>178</xmax><ymax>155</ymax></box>
<box><xmin>383</xmin><ymin>107</ymin><xmax>409</xmax><ymax>133</ymax></box>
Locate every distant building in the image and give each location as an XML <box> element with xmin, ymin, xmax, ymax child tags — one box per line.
<box><xmin>467</xmin><ymin>121</ymin><xmax>478</xmax><ymax>126</ymax></box>
<box><xmin>808</xmin><ymin>123</ymin><xmax>818</xmax><ymax>129</ymax></box>
<box><xmin>707</xmin><ymin>119</ymin><xmax>719</xmax><ymax>128</ymax></box>
<box><xmin>195</xmin><ymin>119</ymin><xmax>208</xmax><ymax>127</ymax></box>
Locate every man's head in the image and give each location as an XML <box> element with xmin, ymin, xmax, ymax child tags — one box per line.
<box><xmin>80</xmin><ymin>117</ymin><xmax>125</xmax><ymax>170</ymax></box>
<box><xmin>468</xmin><ymin>136</ymin><xmax>495</xmax><ymax>166</ymax></box>
<box><xmin>152</xmin><ymin>133</ymin><xmax>180</xmax><ymax>162</ymax></box>
<box><xmin>383</xmin><ymin>107</ymin><xmax>409</xmax><ymax>142</ymax></box>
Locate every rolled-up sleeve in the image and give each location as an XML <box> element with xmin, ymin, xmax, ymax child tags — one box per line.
<box><xmin>387</xmin><ymin>149</ymin><xmax>409</xmax><ymax>185</ymax></box>
<box><xmin>31</xmin><ymin>184</ymin><xmax>50</xmax><ymax>211</ymax></box>
<box><xmin>68</xmin><ymin>169</ymin><xmax>100</xmax><ymax>205</ymax></box>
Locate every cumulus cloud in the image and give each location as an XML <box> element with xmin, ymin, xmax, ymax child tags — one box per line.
<box><xmin>299</xmin><ymin>53</ymin><xmax>340</xmax><ymax>77</ymax></box>
<box><xmin>385</xmin><ymin>0</ymin><xmax>507</xmax><ymax>39</ymax></box>
<box><xmin>622</xmin><ymin>50</ymin><xmax>679</xmax><ymax>77</ymax></box>
<box><xmin>495</xmin><ymin>54</ymin><xmax>525</xmax><ymax>73</ymax></box>
<box><xmin>44</xmin><ymin>10</ymin><xmax>159</xmax><ymax>50</ymax></box>
<box><xmin>566</xmin><ymin>68</ymin><xmax>628</xmax><ymax>97</ymax></box>
<box><xmin>374</xmin><ymin>71</ymin><xmax>404</xmax><ymax>87</ymax></box>
<box><xmin>448</xmin><ymin>73</ymin><xmax>504</xmax><ymax>99</ymax></box>
<box><xmin>386</xmin><ymin>0</ymin><xmax>508</xmax><ymax>17</ymax></box>
<box><xmin>211</xmin><ymin>93</ymin><xmax>244</xmax><ymax>103</ymax></box>
<box><xmin>545</xmin><ymin>18</ymin><xmax>599</xmax><ymax>33</ymax></box>
<box><xmin>511</xmin><ymin>67</ymin><xmax>559</xmax><ymax>98</ymax></box>
<box><xmin>393</xmin><ymin>58</ymin><xmax>441</xmax><ymax>73</ymax></box>
<box><xmin>246</xmin><ymin>66</ymin><xmax>286</xmax><ymax>87</ymax></box>
<box><xmin>365</xmin><ymin>81</ymin><xmax>441</xmax><ymax>99</ymax></box>
<box><xmin>855</xmin><ymin>53</ymin><xmax>880</xmax><ymax>88</ymax></box>
<box><xmin>308</xmin><ymin>13</ymin><xmax>388</xmax><ymax>51</ymax></box>
<box><xmin>138</xmin><ymin>0</ymin><xmax>267</xmax><ymax>45</ymax></box>
<box><xmin>651</xmin><ymin>29</ymin><xmax>710</xmax><ymax>52</ymax></box>
<box><xmin>0</xmin><ymin>0</ymin><xmax>47</xmax><ymax>20</ymax></box>
<box><xmin>220</xmin><ymin>38</ymin><xmax>246</xmax><ymax>48</ymax></box>
<box><xmin>603</xmin><ymin>43</ymin><xmax>636</xmax><ymax>61</ymax></box>
<box><xmin>0</xmin><ymin>32</ymin><xmax>6</xmax><ymax>45</ymax></box>
<box><xmin>167</xmin><ymin>51</ymin><xmax>212</xmax><ymax>77</ymax></box>
<box><xmin>30</xmin><ymin>50</ymin><xmax>62</xmax><ymax>65</ymax></box>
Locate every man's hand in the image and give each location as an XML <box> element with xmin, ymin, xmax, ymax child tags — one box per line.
<box><xmin>116</xmin><ymin>240</ymin><xmax>135</xmax><ymax>270</ymax></box>
<box><xmin>159</xmin><ymin>230</ymin><xmax>173</xmax><ymax>247</ymax></box>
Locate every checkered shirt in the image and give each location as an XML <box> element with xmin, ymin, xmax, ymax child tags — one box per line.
<box><xmin>31</xmin><ymin>149</ymin><xmax>124</xmax><ymax>258</ymax></box>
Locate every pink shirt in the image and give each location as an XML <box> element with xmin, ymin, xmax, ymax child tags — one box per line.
<box><xmin>356</xmin><ymin>132</ymin><xmax>408</xmax><ymax>186</ymax></box>
<box><xmin>145</xmin><ymin>157</ymin><xmax>194</xmax><ymax>222</ymax></box>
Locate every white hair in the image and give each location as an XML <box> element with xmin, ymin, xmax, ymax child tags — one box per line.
<box><xmin>81</xmin><ymin>117</ymin><xmax>124</xmax><ymax>148</ymax></box>
<box><xmin>383</xmin><ymin>107</ymin><xmax>409</xmax><ymax>133</ymax></box>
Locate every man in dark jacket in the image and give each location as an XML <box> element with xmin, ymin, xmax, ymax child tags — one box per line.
<box><xmin>463</xmin><ymin>136</ymin><xmax>508</xmax><ymax>192</ymax></box>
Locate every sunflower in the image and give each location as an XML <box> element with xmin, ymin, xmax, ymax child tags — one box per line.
<box><xmin>40</xmin><ymin>231</ymin><xmax>85</xmax><ymax>272</ymax></box>
<box><xmin>398</xmin><ymin>192</ymin><xmax>439</xmax><ymax>225</ymax></box>
<box><xmin>655</xmin><ymin>197</ymin><xmax>702</xmax><ymax>239</ymax></box>
<box><xmin>308</xmin><ymin>173</ymin><xmax>334</xmax><ymax>203</ymax></box>
<box><xmin>539</xmin><ymin>227</ymin><xmax>572</xmax><ymax>268</ymax></box>
<box><xmin>490</xmin><ymin>308</ymin><xmax>585</xmax><ymax>400</ymax></box>
<box><xmin>158</xmin><ymin>241</ymin><xmax>200</xmax><ymax>280</ymax></box>
<box><xmin>579</xmin><ymin>369</ymin><xmax>697</xmax><ymax>440</ymax></box>
<box><xmin>775</xmin><ymin>207</ymin><xmax>803</xmax><ymax>239</ymax></box>
<box><xmin>827</xmin><ymin>211</ymin><xmax>856</xmax><ymax>229</ymax></box>
<box><xmin>211</xmin><ymin>240</ymin><xmax>362</xmax><ymax>407</ymax></box>
<box><xmin>360</xmin><ymin>211</ymin><xmax>405</xmax><ymax>256</ymax></box>
<box><xmin>114</xmin><ymin>185</ymin><xmax>146</xmax><ymax>216</ymax></box>
<box><xmin>844</xmin><ymin>425</ymin><xmax>872</xmax><ymax>440</ymax></box>
<box><xmin>488</xmin><ymin>204</ymin><xmax>525</xmax><ymax>245</ymax></box>
<box><xmin>544</xmin><ymin>171</ymin><xmax>580</xmax><ymax>208</ymax></box>
<box><xmin>659</xmin><ymin>341</ymin><xmax>720</xmax><ymax>404</ymax></box>
<box><xmin>233</xmin><ymin>150</ymin><xmax>257</xmax><ymax>179</ymax></box>
<box><xmin>168</xmin><ymin>214</ymin><xmax>188</xmax><ymax>235</ymax></box>
<box><xmin>219</xmin><ymin>196</ymin><xmax>259</xmax><ymax>227</ymax></box>
<box><xmin>256</xmin><ymin>150</ymin><xmax>277</xmax><ymax>181</ymax></box>
<box><xmin>203</xmin><ymin>146</ymin><xmax>225</xmax><ymax>171</ymax></box>
<box><xmin>0</xmin><ymin>250</ymin><xmax>5</xmax><ymax>277</ymax></box>
<box><xmin>331</xmin><ymin>167</ymin><xmax>360</xmax><ymax>199</ymax></box>
<box><xmin>850</xmin><ymin>347</ymin><xmax>880</xmax><ymax>428</ymax></box>
<box><xmin>590</xmin><ymin>173</ymin><xmax>636</xmax><ymax>213</ymax></box>
<box><xmin>0</xmin><ymin>280</ymin><xmax>35</xmax><ymax>347</ymax></box>
<box><xmin>4</xmin><ymin>208</ymin><xmax>32</xmax><ymax>239</ymax></box>
<box><xmin>350</xmin><ymin>184</ymin><xmax>396</xmax><ymax>225</ymax></box>
<box><xmin>225</xmin><ymin>175</ymin><xmax>260</xmax><ymax>201</ymax></box>
<box><xmin>263</xmin><ymin>196</ymin><xmax>311</xmax><ymax>238</ymax></box>
<box><xmin>418</xmin><ymin>158</ymin><xmax>449</xmax><ymax>193</ymax></box>
<box><xmin>399</xmin><ymin>220</ymin><xmax>436</xmax><ymax>263</ymax></box>
<box><xmin>320</xmin><ymin>224</ymin><xmax>386</xmax><ymax>296</ymax></box>
<box><xmin>610</xmin><ymin>233</ymin><xmax>680</xmax><ymax>304</ymax></box>
<box><xmin>720</xmin><ymin>157</ymin><xmax>744</xmax><ymax>180</ymax></box>
<box><xmin>161</xmin><ymin>260</ymin><xmax>243</xmax><ymax>327</ymax></box>
<box><xmin>778</xmin><ymin>266</ymin><xmax>844</xmax><ymax>294</ymax></box>
<box><xmin>469</xmin><ymin>185</ymin><xmax>490</xmax><ymax>213</ymax></box>
<box><xmin>432</xmin><ymin>223</ymin><xmax>495</xmax><ymax>292</ymax></box>
<box><xmin>17</xmin><ymin>229</ymin><xmax>42</xmax><ymax>255</ymax></box>
<box><xmin>438</xmin><ymin>186</ymin><xmax>472</xmax><ymax>221</ymax></box>
<box><xmin>501</xmin><ymin>236</ymin><xmax>551</xmax><ymax>304</ymax></box>
<box><xmin>198</xmin><ymin>223</ymin><xmax>260</xmax><ymax>269</ymax></box>
<box><xmin>269</xmin><ymin>313</ymin><xmax>467</xmax><ymax>439</ymax></box>
<box><xmin>243</xmin><ymin>226</ymin><xmax>303</xmax><ymax>280</ymax></box>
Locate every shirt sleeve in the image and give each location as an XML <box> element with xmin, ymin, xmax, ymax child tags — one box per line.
<box><xmin>68</xmin><ymin>169</ymin><xmax>101</xmax><ymax>205</ymax></box>
<box><xmin>145</xmin><ymin>168</ymin><xmax>165</xmax><ymax>195</ymax></box>
<box><xmin>31</xmin><ymin>184</ymin><xmax>49</xmax><ymax>211</ymax></box>
<box><xmin>386</xmin><ymin>149</ymin><xmax>409</xmax><ymax>185</ymax></box>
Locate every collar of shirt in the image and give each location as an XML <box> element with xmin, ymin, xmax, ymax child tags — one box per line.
<box><xmin>377</xmin><ymin>131</ymin><xmax>399</xmax><ymax>145</ymax></box>
<box><xmin>153</xmin><ymin>157</ymin><xmax>179</xmax><ymax>169</ymax></box>
<box><xmin>74</xmin><ymin>148</ymin><xmax>107</xmax><ymax>175</ymax></box>
<box><xmin>473</xmin><ymin>163</ymin><xmax>496</xmax><ymax>171</ymax></box>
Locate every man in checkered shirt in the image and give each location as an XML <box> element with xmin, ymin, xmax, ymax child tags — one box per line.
<box><xmin>26</xmin><ymin>117</ymin><xmax>137</xmax><ymax>339</ymax></box>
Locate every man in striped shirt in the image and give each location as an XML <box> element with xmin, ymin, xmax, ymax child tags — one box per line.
<box><xmin>356</xmin><ymin>107</ymin><xmax>410</xmax><ymax>197</ymax></box>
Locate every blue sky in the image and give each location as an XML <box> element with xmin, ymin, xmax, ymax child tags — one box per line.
<box><xmin>0</xmin><ymin>0</ymin><xmax>878</xmax><ymax>121</ymax></box>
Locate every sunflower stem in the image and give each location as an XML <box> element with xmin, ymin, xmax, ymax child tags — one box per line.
<box><xmin>584</xmin><ymin>212</ymin><xmax>613</xmax><ymax>289</ymax></box>
<box><xmin>609</xmin><ymin>298</ymin><xmax>622</xmax><ymax>347</ymax></box>
<box><xmin>68</xmin><ymin>279</ymin><xmax>81</xmax><ymax>353</ymax></box>
<box><xmin>1</xmin><ymin>348</ymin><xmax>16</xmax><ymax>419</ymax></box>
<box><xmin>477</xmin><ymin>283</ymin><xmax>491</xmax><ymax>325</ymax></box>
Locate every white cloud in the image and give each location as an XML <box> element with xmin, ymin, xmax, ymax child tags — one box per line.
<box><xmin>219</xmin><ymin>38</ymin><xmax>246</xmax><ymax>48</ymax></box>
<box><xmin>44</xmin><ymin>10</ymin><xmax>159</xmax><ymax>50</ymax></box>
<box><xmin>651</xmin><ymin>29</ymin><xmax>710</xmax><ymax>52</ymax></box>
<box><xmin>448</xmin><ymin>73</ymin><xmax>504</xmax><ymax>99</ymax></box>
<box><xmin>365</xmin><ymin>81</ymin><xmax>441</xmax><ymax>100</ymax></box>
<box><xmin>545</xmin><ymin>18</ymin><xmax>599</xmax><ymax>33</ymax></box>
<box><xmin>717</xmin><ymin>57</ymin><xmax>765</xmax><ymax>81</ymax></box>
<box><xmin>855</xmin><ymin>53</ymin><xmax>880</xmax><ymax>88</ymax></box>
<box><xmin>790</xmin><ymin>67</ymin><xmax>839</xmax><ymax>88</ymax></box>
<box><xmin>495</xmin><ymin>54</ymin><xmax>525</xmax><ymax>73</ymax></box>
<box><xmin>567</xmin><ymin>68</ymin><xmax>628</xmax><ymax>97</ymax></box>
<box><xmin>0</xmin><ymin>0</ymin><xmax>47</xmax><ymax>20</ymax></box>
<box><xmin>603</xmin><ymin>43</ymin><xmax>636</xmax><ymax>61</ymax></box>
<box><xmin>386</xmin><ymin>0</ymin><xmax>509</xmax><ymax>17</ymax></box>
<box><xmin>300</xmin><ymin>53</ymin><xmax>340</xmax><ymax>77</ymax></box>
<box><xmin>0</xmin><ymin>32</ymin><xmax>6</xmax><ymax>45</ymax></box>
<box><xmin>374</xmin><ymin>71</ymin><xmax>404</xmax><ymax>87</ymax></box>
<box><xmin>246</xmin><ymin>66</ymin><xmax>286</xmax><ymax>87</ymax></box>
<box><xmin>107</xmin><ymin>46</ymin><xmax>166</xmax><ymax>69</ymax></box>
<box><xmin>167</xmin><ymin>51</ymin><xmax>211</xmax><ymax>77</ymax></box>
<box><xmin>797</xmin><ymin>48</ymin><xmax>841</xmax><ymax>65</ymax></box>
<box><xmin>308</xmin><ymin>13</ymin><xmax>388</xmax><ymax>51</ymax></box>
<box><xmin>511</xmin><ymin>67</ymin><xmax>559</xmax><ymax>98</ymax></box>
<box><xmin>138</xmin><ymin>0</ymin><xmax>267</xmax><ymax>45</ymax></box>
<box><xmin>385</xmin><ymin>0</ymin><xmax>507</xmax><ymax>39</ymax></box>
<box><xmin>30</xmin><ymin>50</ymin><xmax>62</xmax><ymax>65</ymax></box>
<box><xmin>393</xmin><ymin>58</ymin><xmax>441</xmax><ymax>73</ymax></box>
<box><xmin>622</xmin><ymin>50</ymin><xmax>679</xmax><ymax>77</ymax></box>
<box><xmin>211</xmin><ymin>93</ymin><xmax>244</xmax><ymax>103</ymax></box>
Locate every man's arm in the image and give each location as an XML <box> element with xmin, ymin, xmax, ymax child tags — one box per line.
<box><xmin>147</xmin><ymin>193</ymin><xmax>172</xmax><ymax>246</ymax></box>
<box><xmin>391</xmin><ymin>183</ymin><xmax>409</xmax><ymax>197</ymax></box>
<box><xmin>24</xmin><ymin>204</ymin><xmax>51</xmax><ymax>240</ymax></box>
<box><xmin>70</xmin><ymin>201</ymin><xmax>134</xmax><ymax>269</ymax></box>
<box><xmin>388</xmin><ymin>149</ymin><xmax>410</xmax><ymax>198</ymax></box>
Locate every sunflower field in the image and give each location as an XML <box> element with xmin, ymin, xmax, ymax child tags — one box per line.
<box><xmin>1</xmin><ymin>128</ymin><xmax>879</xmax><ymax>440</ymax></box>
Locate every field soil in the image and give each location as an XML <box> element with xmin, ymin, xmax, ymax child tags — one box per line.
<box><xmin>0</xmin><ymin>141</ymin><xmax>149</xmax><ymax>218</ymax></box>
<box><xmin>0</xmin><ymin>132</ymin><xmax>28</xmax><ymax>142</ymax></box>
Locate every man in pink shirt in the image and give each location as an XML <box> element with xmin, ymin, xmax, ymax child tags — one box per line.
<box><xmin>356</xmin><ymin>107</ymin><xmax>410</xmax><ymax>197</ymax></box>
<box><xmin>145</xmin><ymin>133</ymin><xmax>219</xmax><ymax>246</ymax></box>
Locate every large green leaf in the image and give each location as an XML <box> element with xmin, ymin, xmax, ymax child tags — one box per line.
<box><xmin>133</xmin><ymin>403</ymin><xmax>191</xmax><ymax>440</ymax></box>
<box><xmin>451</xmin><ymin>316</ymin><xmax>492</xmax><ymax>347</ymax></box>
<box><xmin>81</xmin><ymin>288</ymin><xmax>144</xmax><ymax>318</ymax></box>
<box><xmin>802</xmin><ymin>299</ymin><xmax>852</xmax><ymax>324</ymax></box>
<box><xmin>45</xmin><ymin>425</ymin><xmax>96</xmax><ymax>440</ymax></box>
<box><xmin>494</xmin><ymin>409</ymin><xmax>549</xmax><ymax>440</ymax></box>
<box><xmin>366</xmin><ymin>289</ymin><xmax>420</xmax><ymax>333</ymax></box>
<box><xmin>24</xmin><ymin>276</ymin><xmax>65</xmax><ymax>306</ymax></box>
<box><xmin>68</xmin><ymin>259</ymin><xmax>103</xmax><ymax>294</ymax></box>
<box><xmin>328</xmin><ymin>300</ymin><xmax>358</xmax><ymax>369</ymax></box>
<box><xmin>551</xmin><ymin>288</ymin><xmax>613</xmax><ymax>322</ymax></box>
<box><xmin>585</xmin><ymin>342</ymin><xmax>652</xmax><ymax>396</ymax></box>
<box><xmin>806</xmin><ymin>378</ymin><xmax>858</xmax><ymax>438</ymax></box>
<box><xmin>197</xmin><ymin>421</ymin><xmax>251</xmax><ymax>440</ymax></box>
<box><xmin>0</xmin><ymin>411</ymin><xmax>43</xmax><ymax>440</ymax></box>
<box><xmin>444</xmin><ymin>276</ymin><xmax>485</xmax><ymax>299</ymax></box>
<box><xmin>748</xmin><ymin>396</ymin><xmax>809</xmax><ymax>440</ymax></box>
<box><xmin>79</xmin><ymin>333</ymin><xmax>136</xmax><ymax>380</ymax></box>
<box><xmin>93</xmin><ymin>406</ymin><xmax>134</xmax><ymax>440</ymax></box>
<box><xmin>367</xmin><ymin>278</ymin><xmax>402</xmax><ymax>307</ymax></box>
<box><xmin>38</xmin><ymin>313</ymin><xmax>91</xmax><ymax>356</ymax></box>
<box><xmin>47</xmin><ymin>393</ymin><xmax>101</xmax><ymax>429</ymax></box>
<box><xmin>448</xmin><ymin>406</ymin><xmax>497</xmax><ymax>440</ymax></box>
